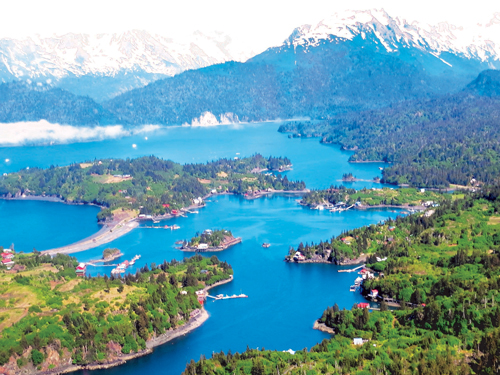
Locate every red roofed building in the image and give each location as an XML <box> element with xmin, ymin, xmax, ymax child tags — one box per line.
<box><xmin>1</xmin><ymin>253</ymin><xmax>13</xmax><ymax>259</ymax></box>
<box><xmin>75</xmin><ymin>263</ymin><xmax>86</xmax><ymax>277</ymax></box>
<box><xmin>358</xmin><ymin>303</ymin><xmax>370</xmax><ymax>309</ymax></box>
<box><xmin>2</xmin><ymin>259</ymin><xmax>14</xmax><ymax>266</ymax></box>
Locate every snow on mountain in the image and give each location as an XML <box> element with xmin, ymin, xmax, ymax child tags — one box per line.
<box><xmin>285</xmin><ymin>9</ymin><xmax>500</xmax><ymax>63</ymax></box>
<box><xmin>0</xmin><ymin>29</ymin><xmax>251</xmax><ymax>81</ymax></box>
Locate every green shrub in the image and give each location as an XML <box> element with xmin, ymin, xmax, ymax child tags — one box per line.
<box><xmin>31</xmin><ymin>349</ymin><xmax>44</xmax><ymax>366</ymax></box>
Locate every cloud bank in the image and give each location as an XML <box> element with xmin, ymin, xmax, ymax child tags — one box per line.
<box><xmin>0</xmin><ymin>120</ymin><xmax>160</xmax><ymax>147</ymax></box>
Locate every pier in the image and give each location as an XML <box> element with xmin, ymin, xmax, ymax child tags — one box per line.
<box><xmin>338</xmin><ymin>264</ymin><xmax>365</xmax><ymax>273</ymax></box>
<box><xmin>330</xmin><ymin>204</ymin><xmax>355</xmax><ymax>212</ymax></box>
<box><xmin>206</xmin><ymin>294</ymin><xmax>248</xmax><ymax>301</ymax></box>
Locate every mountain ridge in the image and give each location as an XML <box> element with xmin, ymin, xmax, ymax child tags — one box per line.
<box><xmin>0</xmin><ymin>30</ymin><xmax>251</xmax><ymax>101</ymax></box>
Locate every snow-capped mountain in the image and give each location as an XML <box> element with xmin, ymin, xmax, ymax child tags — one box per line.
<box><xmin>285</xmin><ymin>9</ymin><xmax>500</xmax><ymax>64</ymax></box>
<box><xmin>0</xmin><ymin>30</ymin><xmax>253</xmax><ymax>101</ymax></box>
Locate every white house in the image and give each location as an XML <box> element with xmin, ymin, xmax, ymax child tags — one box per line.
<box><xmin>198</xmin><ymin>243</ymin><xmax>208</xmax><ymax>250</ymax></box>
<box><xmin>353</xmin><ymin>338</ymin><xmax>363</xmax><ymax>345</ymax></box>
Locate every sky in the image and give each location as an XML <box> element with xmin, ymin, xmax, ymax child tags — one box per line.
<box><xmin>0</xmin><ymin>0</ymin><xmax>499</xmax><ymax>52</ymax></box>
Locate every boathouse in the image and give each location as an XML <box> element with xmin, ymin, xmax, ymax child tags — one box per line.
<box><xmin>358</xmin><ymin>303</ymin><xmax>370</xmax><ymax>309</ymax></box>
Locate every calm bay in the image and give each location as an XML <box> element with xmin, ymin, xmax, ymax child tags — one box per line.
<box><xmin>0</xmin><ymin>122</ymin><xmax>400</xmax><ymax>375</ymax></box>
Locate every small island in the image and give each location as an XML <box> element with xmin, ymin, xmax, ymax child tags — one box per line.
<box><xmin>181</xmin><ymin>229</ymin><xmax>242</xmax><ymax>252</ymax></box>
<box><xmin>102</xmin><ymin>248</ymin><xmax>123</xmax><ymax>262</ymax></box>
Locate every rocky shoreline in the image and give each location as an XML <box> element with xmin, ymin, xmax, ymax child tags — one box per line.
<box><xmin>285</xmin><ymin>254</ymin><xmax>367</xmax><ymax>266</ymax></box>
<box><xmin>22</xmin><ymin>276</ymin><xmax>235</xmax><ymax>375</ymax></box>
<box><xmin>313</xmin><ymin>320</ymin><xmax>335</xmax><ymax>334</ymax></box>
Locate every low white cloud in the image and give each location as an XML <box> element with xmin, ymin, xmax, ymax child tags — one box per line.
<box><xmin>0</xmin><ymin>120</ymin><xmax>160</xmax><ymax>146</ymax></box>
<box><xmin>186</xmin><ymin>112</ymin><xmax>240</xmax><ymax>127</ymax></box>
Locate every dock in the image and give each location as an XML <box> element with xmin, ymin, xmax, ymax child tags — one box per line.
<box><xmin>338</xmin><ymin>264</ymin><xmax>365</xmax><ymax>273</ymax></box>
<box><xmin>207</xmin><ymin>294</ymin><xmax>248</xmax><ymax>301</ymax></box>
<box><xmin>330</xmin><ymin>204</ymin><xmax>355</xmax><ymax>212</ymax></box>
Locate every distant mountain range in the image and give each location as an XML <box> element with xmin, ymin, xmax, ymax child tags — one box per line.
<box><xmin>0</xmin><ymin>9</ymin><xmax>499</xmax><ymax>126</ymax></box>
<box><xmin>0</xmin><ymin>30</ymin><xmax>252</xmax><ymax>101</ymax></box>
<box><xmin>103</xmin><ymin>10</ymin><xmax>500</xmax><ymax>126</ymax></box>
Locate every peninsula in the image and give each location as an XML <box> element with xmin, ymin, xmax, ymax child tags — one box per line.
<box><xmin>185</xmin><ymin>186</ymin><xmax>500</xmax><ymax>374</ymax></box>
<box><xmin>0</xmin><ymin>154</ymin><xmax>305</xmax><ymax>254</ymax></box>
<box><xmin>0</xmin><ymin>252</ymin><xmax>233</xmax><ymax>374</ymax></box>
<box><xmin>299</xmin><ymin>186</ymin><xmax>444</xmax><ymax>211</ymax></box>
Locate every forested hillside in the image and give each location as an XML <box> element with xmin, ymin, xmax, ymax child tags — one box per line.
<box><xmin>103</xmin><ymin>37</ymin><xmax>477</xmax><ymax>125</ymax></box>
<box><xmin>0</xmin><ymin>252</ymin><xmax>232</xmax><ymax>373</ymax></box>
<box><xmin>0</xmin><ymin>155</ymin><xmax>305</xmax><ymax>220</ymax></box>
<box><xmin>0</xmin><ymin>82</ymin><xmax>118</xmax><ymax>125</ymax></box>
<box><xmin>185</xmin><ymin>187</ymin><xmax>500</xmax><ymax>374</ymax></box>
<box><xmin>279</xmin><ymin>70</ymin><xmax>500</xmax><ymax>188</ymax></box>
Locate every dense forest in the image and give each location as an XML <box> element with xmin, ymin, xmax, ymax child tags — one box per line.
<box><xmin>103</xmin><ymin>32</ymin><xmax>484</xmax><ymax>126</ymax></box>
<box><xmin>279</xmin><ymin>70</ymin><xmax>500</xmax><ymax>188</ymax></box>
<box><xmin>0</xmin><ymin>155</ymin><xmax>305</xmax><ymax>220</ymax></box>
<box><xmin>0</xmin><ymin>82</ymin><xmax>118</xmax><ymax>125</ymax></box>
<box><xmin>0</xmin><ymin>252</ymin><xmax>232</xmax><ymax>372</ymax></box>
<box><xmin>184</xmin><ymin>186</ymin><xmax>500</xmax><ymax>374</ymax></box>
<box><xmin>300</xmin><ymin>186</ymin><xmax>443</xmax><ymax>208</ymax></box>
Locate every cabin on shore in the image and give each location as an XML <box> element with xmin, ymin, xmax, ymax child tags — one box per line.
<box><xmin>293</xmin><ymin>251</ymin><xmax>305</xmax><ymax>261</ymax></box>
<box><xmin>75</xmin><ymin>263</ymin><xmax>86</xmax><ymax>277</ymax></box>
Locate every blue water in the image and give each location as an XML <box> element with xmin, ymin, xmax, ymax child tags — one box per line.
<box><xmin>0</xmin><ymin>122</ymin><xmax>385</xmax><ymax>190</ymax></box>
<box><xmin>78</xmin><ymin>195</ymin><xmax>401</xmax><ymax>375</ymax></box>
<box><xmin>0</xmin><ymin>200</ymin><xmax>100</xmax><ymax>251</ymax></box>
<box><xmin>0</xmin><ymin>123</ymin><xmax>398</xmax><ymax>375</ymax></box>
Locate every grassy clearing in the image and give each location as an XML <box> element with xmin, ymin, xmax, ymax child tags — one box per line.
<box><xmin>91</xmin><ymin>174</ymin><xmax>133</xmax><ymax>184</ymax></box>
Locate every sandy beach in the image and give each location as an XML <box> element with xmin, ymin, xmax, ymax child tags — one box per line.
<box><xmin>41</xmin><ymin>218</ymin><xmax>138</xmax><ymax>255</ymax></box>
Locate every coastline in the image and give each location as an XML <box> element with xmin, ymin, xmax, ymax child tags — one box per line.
<box><xmin>286</xmin><ymin>256</ymin><xmax>366</xmax><ymax>266</ymax></box>
<box><xmin>301</xmin><ymin>202</ymin><xmax>423</xmax><ymax>212</ymax></box>
<box><xmin>203</xmin><ymin>274</ymin><xmax>234</xmax><ymax>292</ymax></box>
<box><xmin>37</xmin><ymin>275</ymin><xmax>234</xmax><ymax>375</ymax></box>
<box><xmin>313</xmin><ymin>320</ymin><xmax>335</xmax><ymax>334</ymax></box>
<box><xmin>10</xmin><ymin>189</ymin><xmax>308</xmax><ymax>256</ymax></box>
<box><xmin>180</xmin><ymin>237</ymin><xmax>242</xmax><ymax>252</ymax></box>
<box><xmin>41</xmin><ymin>218</ymin><xmax>138</xmax><ymax>255</ymax></box>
